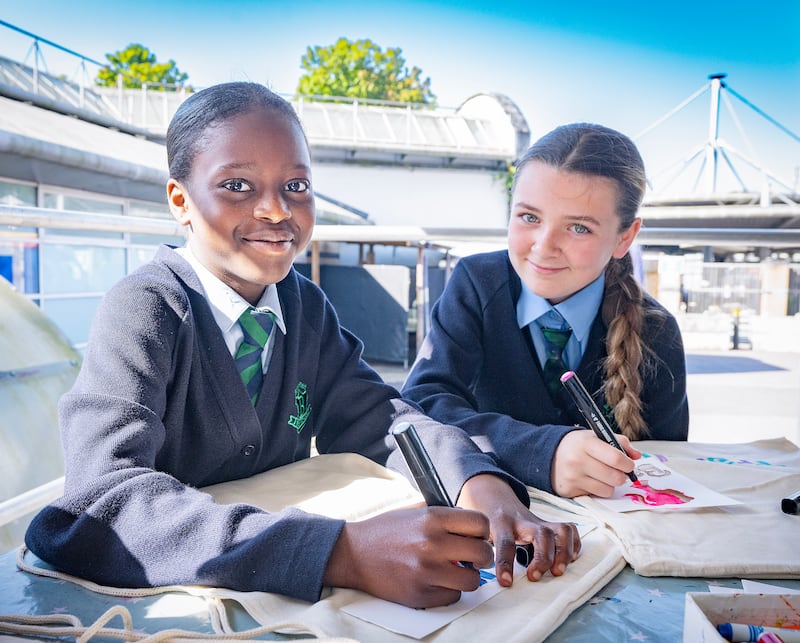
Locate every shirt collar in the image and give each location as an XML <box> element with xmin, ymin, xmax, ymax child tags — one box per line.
<box><xmin>517</xmin><ymin>273</ymin><xmax>605</xmax><ymax>343</ymax></box>
<box><xmin>175</xmin><ymin>245</ymin><xmax>286</xmax><ymax>336</ymax></box>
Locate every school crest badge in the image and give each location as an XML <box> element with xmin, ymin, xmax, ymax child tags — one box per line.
<box><xmin>288</xmin><ymin>381</ymin><xmax>311</xmax><ymax>432</ymax></box>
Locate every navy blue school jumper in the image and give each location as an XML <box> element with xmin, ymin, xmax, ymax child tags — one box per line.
<box><xmin>25</xmin><ymin>245</ymin><xmax>525</xmax><ymax>602</ymax></box>
<box><xmin>402</xmin><ymin>250</ymin><xmax>689</xmax><ymax>495</ymax></box>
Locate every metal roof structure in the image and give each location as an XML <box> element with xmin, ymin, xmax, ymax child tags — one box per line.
<box><xmin>0</xmin><ymin>93</ymin><xmax>369</xmax><ymax>225</ymax></box>
<box><xmin>1</xmin><ymin>20</ymin><xmax>799</xmax><ymax>252</ymax></box>
<box><xmin>0</xmin><ymin>33</ymin><xmax>527</xmax><ymax>172</ymax></box>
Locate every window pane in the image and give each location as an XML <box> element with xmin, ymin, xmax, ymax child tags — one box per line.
<box><xmin>41</xmin><ymin>296</ymin><xmax>101</xmax><ymax>348</ymax></box>
<box><xmin>129</xmin><ymin>200</ymin><xmax>170</xmax><ymax>219</ymax></box>
<box><xmin>0</xmin><ymin>180</ymin><xmax>37</xmax><ymax>233</ymax></box>
<box><xmin>42</xmin><ymin>192</ymin><xmax>124</xmax><ymax>239</ymax></box>
<box><xmin>0</xmin><ymin>180</ymin><xmax>36</xmax><ymax>206</ymax></box>
<box><xmin>40</xmin><ymin>244</ymin><xmax>125</xmax><ymax>294</ymax></box>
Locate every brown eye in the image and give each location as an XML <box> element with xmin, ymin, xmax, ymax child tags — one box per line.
<box><xmin>286</xmin><ymin>179</ymin><xmax>310</xmax><ymax>193</ymax></box>
<box><xmin>223</xmin><ymin>179</ymin><xmax>252</xmax><ymax>192</ymax></box>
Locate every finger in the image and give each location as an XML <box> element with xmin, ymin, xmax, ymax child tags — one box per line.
<box><xmin>491</xmin><ymin>532</ymin><xmax>517</xmax><ymax>587</ymax></box>
<box><xmin>433</xmin><ymin>506</ymin><xmax>491</xmax><ymax>540</ymax></box>
<box><xmin>566</xmin><ymin>461</ymin><xmax>625</xmax><ymax>497</ymax></box>
<box><xmin>579</xmin><ymin>450</ymin><xmax>631</xmax><ymax>492</ymax></box>
<box><xmin>445</xmin><ymin>533</ymin><xmax>495</xmax><ymax>571</ymax></box>
<box><xmin>548</xmin><ymin>523</ymin><xmax>580</xmax><ymax>576</ymax></box>
<box><xmin>571</xmin><ymin>522</ymin><xmax>582</xmax><ymax>560</ymax></box>
<box><xmin>617</xmin><ymin>434</ymin><xmax>642</xmax><ymax>460</ymax></box>
<box><xmin>586</xmin><ymin>438</ymin><xmax>635</xmax><ymax>472</ymax></box>
<box><xmin>526</xmin><ymin>527</ymin><xmax>556</xmax><ymax>582</ymax></box>
<box><xmin>582</xmin><ymin>475</ymin><xmax>621</xmax><ymax>498</ymax></box>
<box><xmin>406</xmin><ymin>585</ymin><xmax>463</xmax><ymax>609</ymax></box>
<box><xmin>429</xmin><ymin>555</ymin><xmax>485</xmax><ymax>592</ymax></box>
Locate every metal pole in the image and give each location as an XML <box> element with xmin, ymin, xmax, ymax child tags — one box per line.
<box><xmin>32</xmin><ymin>39</ymin><xmax>40</xmax><ymax>94</ymax></box>
<box><xmin>415</xmin><ymin>245</ymin><xmax>428</xmax><ymax>355</ymax></box>
<box><xmin>311</xmin><ymin>240</ymin><xmax>320</xmax><ymax>286</ymax></box>
<box><xmin>78</xmin><ymin>59</ymin><xmax>86</xmax><ymax>109</ymax></box>
<box><xmin>141</xmin><ymin>83</ymin><xmax>147</xmax><ymax>127</ymax></box>
<box><xmin>706</xmin><ymin>73</ymin><xmax>726</xmax><ymax>194</ymax></box>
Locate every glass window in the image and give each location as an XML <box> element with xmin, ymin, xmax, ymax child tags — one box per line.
<box><xmin>39</xmin><ymin>244</ymin><xmax>125</xmax><ymax>294</ymax></box>
<box><xmin>130</xmin><ymin>232</ymin><xmax>185</xmax><ymax>246</ymax></box>
<box><xmin>0</xmin><ymin>179</ymin><xmax>37</xmax><ymax>234</ymax></box>
<box><xmin>128</xmin><ymin>245</ymin><xmax>160</xmax><ymax>271</ymax></box>
<box><xmin>42</xmin><ymin>192</ymin><xmax>124</xmax><ymax>239</ymax></box>
<box><xmin>41</xmin><ymin>296</ymin><xmax>102</xmax><ymax>348</ymax></box>
<box><xmin>0</xmin><ymin>179</ymin><xmax>38</xmax><ymax>290</ymax></box>
<box><xmin>129</xmin><ymin>200</ymin><xmax>170</xmax><ymax>220</ymax></box>
<box><xmin>0</xmin><ymin>179</ymin><xmax>36</xmax><ymax>206</ymax></box>
<box><xmin>42</xmin><ymin>192</ymin><xmax>123</xmax><ymax>215</ymax></box>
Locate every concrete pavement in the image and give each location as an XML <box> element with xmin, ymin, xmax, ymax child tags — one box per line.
<box><xmin>685</xmin><ymin>349</ymin><xmax>799</xmax><ymax>446</ymax></box>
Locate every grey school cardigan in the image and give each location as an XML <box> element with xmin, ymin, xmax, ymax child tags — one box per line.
<box><xmin>26</xmin><ymin>245</ymin><xmax>525</xmax><ymax>602</ymax></box>
<box><xmin>402</xmin><ymin>250</ymin><xmax>689</xmax><ymax>494</ymax></box>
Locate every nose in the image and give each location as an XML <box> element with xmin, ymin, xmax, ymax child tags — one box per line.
<box><xmin>253</xmin><ymin>191</ymin><xmax>290</xmax><ymax>223</ymax></box>
<box><xmin>533</xmin><ymin>224</ymin><xmax>560</xmax><ymax>254</ymax></box>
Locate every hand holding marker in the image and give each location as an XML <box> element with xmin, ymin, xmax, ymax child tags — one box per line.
<box><xmin>391</xmin><ymin>422</ymin><xmax>535</xmax><ymax>568</ymax></box>
<box><xmin>559</xmin><ymin>371</ymin><xmax>640</xmax><ymax>485</ymax></box>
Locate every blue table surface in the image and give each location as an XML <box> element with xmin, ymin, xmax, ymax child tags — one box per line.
<box><xmin>1</xmin><ymin>546</ymin><xmax>798</xmax><ymax>642</ymax></box>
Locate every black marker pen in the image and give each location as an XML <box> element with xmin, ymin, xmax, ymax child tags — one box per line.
<box><xmin>392</xmin><ymin>421</ymin><xmax>475</xmax><ymax>569</ymax></box>
<box><xmin>782</xmin><ymin>489</ymin><xmax>800</xmax><ymax>515</ymax></box>
<box><xmin>560</xmin><ymin>370</ymin><xmax>639</xmax><ymax>484</ymax></box>
<box><xmin>392</xmin><ymin>421</ymin><xmax>454</xmax><ymax>508</ymax></box>
<box><xmin>392</xmin><ymin>421</ymin><xmax>532</xmax><ymax>568</ymax></box>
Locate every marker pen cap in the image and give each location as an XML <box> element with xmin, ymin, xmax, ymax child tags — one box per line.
<box><xmin>758</xmin><ymin>633</ymin><xmax>785</xmax><ymax>643</ymax></box>
<box><xmin>782</xmin><ymin>489</ymin><xmax>800</xmax><ymax>515</ymax></box>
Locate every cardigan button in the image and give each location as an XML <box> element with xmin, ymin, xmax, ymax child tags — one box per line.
<box><xmin>241</xmin><ymin>444</ymin><xmax>256</xmax><ymax>457</ymax></box>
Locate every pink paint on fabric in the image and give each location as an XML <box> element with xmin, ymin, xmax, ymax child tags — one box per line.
<box><xmin>624</xmin><ymin>481</ymin><xmax>694</xmax><ymax>506</ymax></box>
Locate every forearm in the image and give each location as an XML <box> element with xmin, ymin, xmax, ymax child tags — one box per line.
<box><xmin>27</xmin><ymin>479</ymin><xmax>344</xmax><ymax>601</ymax></box>
<box><xmin>404</xmin><ymin>393</ymin><xmax>574</xmax><ymax>493</ymax></box>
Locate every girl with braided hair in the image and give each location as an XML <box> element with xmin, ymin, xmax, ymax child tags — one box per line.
<box><xmin>403</xmin><ymin>122</ymin><xmax>688</xmax><ymax>498</ymax></box>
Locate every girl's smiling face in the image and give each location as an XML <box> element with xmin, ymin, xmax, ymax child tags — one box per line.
<box><xmin>508</xmin><ymin>160</ymin><xmax>641</xmax><ymax>304</ymax></box>
<box><xmin>167</xmin><ymin>108</ymin><xmax>314</xmax><ymax>305</ymax></box>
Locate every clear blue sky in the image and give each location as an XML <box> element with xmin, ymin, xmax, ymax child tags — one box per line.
<box><xmin>1</xmin><ymin>0</ymin><xmax>798</xmax><ymax>195</ymax></box>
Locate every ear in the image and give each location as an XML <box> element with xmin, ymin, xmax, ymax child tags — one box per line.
<box><xmin>612</xmin><ymin>217</ymin><xmax>642</xmax><ymax>259</ymax></box>
<box><xmin>167</xmin><ymin>178</ymin><xmax>191</xmax><ymax>226</ymax></box>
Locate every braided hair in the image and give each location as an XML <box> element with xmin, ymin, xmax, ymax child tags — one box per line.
<box><xmin>513</xmin><ymin>123</ymin><xmax>660</xmax><ymax>439</ymax></box>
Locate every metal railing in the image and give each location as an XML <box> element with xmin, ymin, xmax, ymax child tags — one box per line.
<box><xmin>0</xmin><ymin>18</ymin><xmax>517</xmax><ymax>158</ymax></box>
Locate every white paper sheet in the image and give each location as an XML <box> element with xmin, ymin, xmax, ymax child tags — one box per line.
<box><xmin>591</xmin><ymin>453</ymin><xmax>740</xmax><ymax>513</ymax></box>
<box><xmin>741</xmin><ymin>579</ymin><xmax>800</xmax><ymax>594</ymax></box>
<box><xmin>340</xmin><ymin>522</ymin><xmax>597</xmax><ymax>639</ymax></box>
<box><xmin>341</xmin><ymin>564</ymin><xmax>517</xmax><ymax>639</ymax></box>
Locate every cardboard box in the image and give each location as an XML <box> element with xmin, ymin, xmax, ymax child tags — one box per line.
<box><xmin>684</xmin><ymin>592</ymin><xmax>800</xmax><ymax>642</ymax></box>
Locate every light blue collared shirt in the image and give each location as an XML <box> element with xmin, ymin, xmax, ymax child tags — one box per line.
<box><xmin>516</xmin><ymin>274</ymin><xmax>605</xmax><ymax>370</ymax></box>
<box><xmin>176</xmin><ymin>245</ymin><xmax>287</xmax><ymax>373</ymax></box>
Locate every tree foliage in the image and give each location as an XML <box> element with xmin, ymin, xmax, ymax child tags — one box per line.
<box><xmin>96</xmin><ymin>44</ymin><xmax>189</xmax><ymax>90</ymax></box>
<box><xmin>296</xmin><ymin>37</ymin><xmax>435</xmax><ymax>104</ymax></box>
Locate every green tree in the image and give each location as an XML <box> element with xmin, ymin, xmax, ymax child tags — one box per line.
<box><xmin>96</xmin><ymin>43</ymin><xmax>189</xmax><ymax>90</ymax></box>
<box><xmin>297</xmin><ymin>37</ymin><xmax>435</xmax><ymax>104</ymax></box>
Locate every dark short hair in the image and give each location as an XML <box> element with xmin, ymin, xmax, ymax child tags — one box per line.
<box><xmin>166</xmin><ymin>82</ymin><xmax>304</xmax><ymax>181</ymax></box>
<box><xmin>512</xmin><ymin>123</ymin><xmax>646</xmax><ymax>230</ymax></box>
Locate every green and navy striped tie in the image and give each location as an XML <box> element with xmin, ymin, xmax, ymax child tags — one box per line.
<box><xmin>235</xmin><ymin>307</ymin><xmax>275</xmax><ymax>405</ymax></box>
<box><xmin>539</xmin><ymin>323</ymin><xmax>572</xmax><ymax>397</ymax></box>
